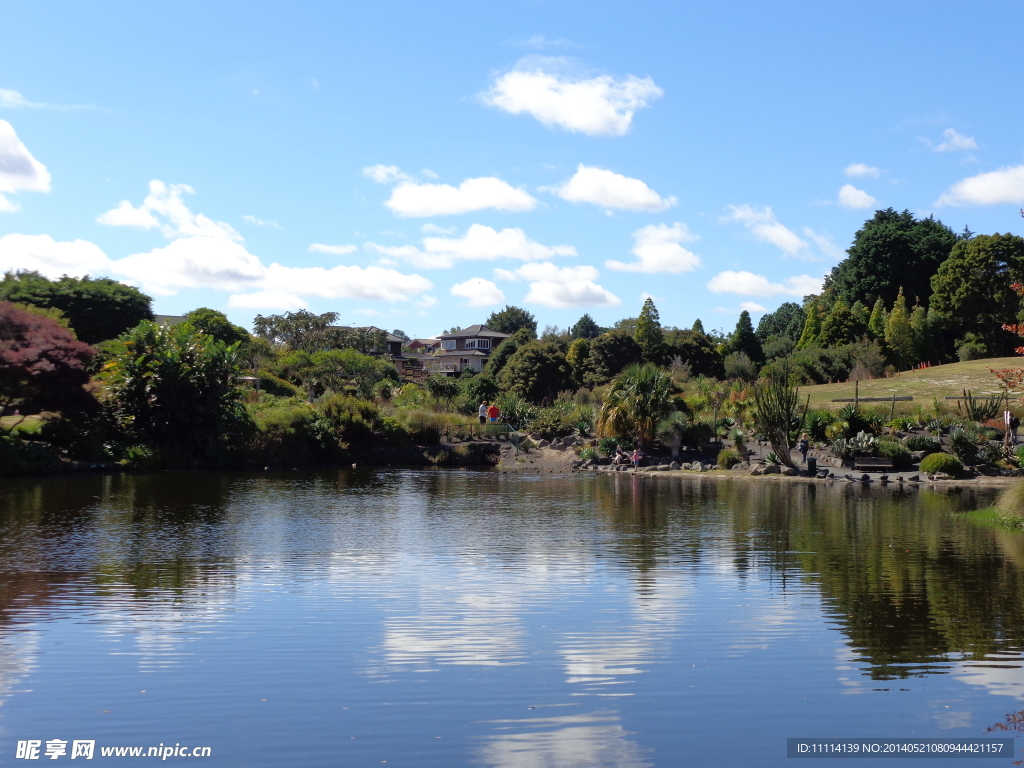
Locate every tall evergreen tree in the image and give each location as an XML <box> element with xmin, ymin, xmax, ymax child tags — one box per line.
<box><xmin>754</xmin><ymin>301</ymin><xmax>805</xmax><ymax>342</ymax></box>
<box><xmin>691</xmin><ymin>318</ymin><xmax>705</xmax><ymax>334</ymax></box>
<box><xmin>885</xmin><ymin>289</ymin><xmax>915</xmax><ymax>370</ymax></box>
<box><xmin>868</xmin><ymin>297</ymin><xmax>887</xmax><ymax>340</ymax></box>
<box><xmin>725</xmin><ymin>310</ymin><xmax>764</xmax><ymax>364</ymax></box>
<box><xmin>796</xmin><ymin>303</ymin><xmax>822</xmax><ymax>349</ymax></box>
<box><xmin>910</xmin><ymin>303</ymin><xmax>936</xmax><ymax>366</ymax></box>
<box><xmin>634</xmin><ymin>298</ymin><xmax>665</xmax><ymax>364</ymax></box>
<box><xmin>818</xmin><ymin>299</ymin><xmax>866</xmax><ymax>347</ymax></box>
<box><xmin>569</xmin><ymin>313</ymin><xmax>602</xmax><ymax>339</ymax></box>
<box><xmin>485</xmin><ymin>305</ymin><xmax>537</xmax><ymax>336</ymax></box>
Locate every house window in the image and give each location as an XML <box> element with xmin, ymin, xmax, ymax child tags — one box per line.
<box><xmin>465</xmin><ymin>339</ymin><xmax>490</xmax><ymax>350</ymax></box>
<box><xmin>442</xmin><ymin>339</ymin><xmax>457</xmax><ymax>350</ymax></box>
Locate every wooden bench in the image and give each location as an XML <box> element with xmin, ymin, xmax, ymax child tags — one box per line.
<box><xmin>853</xmin><ymin>457</ymin><xmax>893</xmax><ymax>472</ymax></box>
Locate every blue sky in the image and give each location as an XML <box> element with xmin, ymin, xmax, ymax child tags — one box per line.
<box><xmin>1</xmin><ymin>0</ymin><xmax>1023</xmax><ymax>339</ymax></box>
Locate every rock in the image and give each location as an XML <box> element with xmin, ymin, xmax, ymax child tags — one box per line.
<box><xmin>551</xmin><ymin>437</ymin><xmax>563</xmax><ymax>446</ymax></box>
<box><xmin>735</xmin><ymin>462</ymin><xmax>749</xmax><ymax>471</ymax></box>
<box><xmin>550</xmin><ymin>442</ymin><xmax>566</xmax><ymax>451</ymax></box>
<box><xmin>827</xmin><ymin>472</ymin><xmax>836</xmax><ymax>479</ymax></box>
<box><xmin>529</xmin><ymin>432</ymin><xmax>542</xmax><ymax>442</ymax></box>
<box><xmin>537</xmin><ymin>439</ymin><xmax>550</xmax><ymax>448</ymax></box>
<box><xmin>907</xmin><ymin>474</ymin><xmax>920</xmax><ymax>482</ymax></box>
<box><xmin>669</xmin><ymin>461</ymin><xmax>680</xmax><ymax>471</ymax></box>
<box><xmin>934</xmin><ymin>471</ymin><xmax>953</xmax><ymax>480</ymax></box>
<box><xmin>694</xmin><ymin>462</ymin><xmax>706</xmax><ymax>472</ymax></box>
<box><xmin>781</xmin><ymin>467</ymin><xmax>798</xmax><ymax>476</ymax></box>
<box><xmin>561</xmin><ymin>435</ymin><xmax>577</xmax><ymax>447</ymax></box>
<box><xmin>911</xmin><ymin>451</ymin><xmax>926</xmax><ymax>461</ymax></box>
<box><xmin>861</xmin><ymin>474</ymin><xmax>871</xmax><ymax>482</ymax></box>
<box><xmin>763</xmin><ymin>464</ymin><xmax>781</xmax><ymax>474</ymax></box>
<box><xmin>816</xmin><ymin>470</ymin><xmax>829</xmax><ymax>479</ymax></box>
<box><xmin>750</xmin><ymin>466</ymin><xmax>764</xmax><ymax>476</ymax></box>
<box><xmin>896</xmin><ymin>476</ymin><xmax>904</xmax><ymax>483</ymax></box>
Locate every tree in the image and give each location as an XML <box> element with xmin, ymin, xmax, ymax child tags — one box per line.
<box><xmin>796</xmin><ymin>302</ymin><xmax>823</xmax><ymax>349</ymax></box>
<box><xmin>596</xmin><ymin>363</ymin><xmax>676</xmax><ymax>449</ymax></box>
<box><xmin>885</xmin><ymin>289</ymin><xmax>915</xmax><ymax>370</ymax></box>
<box><xmin>425</xmin><ymin>375</ymin><xmax>460</xmax><ymax>409</ymax></box>
<box><xmin>723</xmin><ymin>310</ymin><xmax>764</xmax><ymax>364</ymax></box>
<box><xmin>868</xmin><ymin>298</ymin><xmax>887</xmax><ymax>340</ymax></box>
<box><xmin>486</xmin><ymin>305</ymin><xmax>537</xmax><ymax>336</ymax></box>
<box><xmin>0</xmin><ymin>270</ymin><xmax>153</xmax><ymax>345</ymax></box>
<box><xmin>657</xmin><ymin>412</ymin><xmax>689</xmax><ymax>458</ymax></box>
<box><xmin>185</xmin><ymin>308</ymin><xmax>250</xmax><ymax>346</ymax></box>
<box><xmin>755</xmin><ymin>302</ymin><xmax>805</xmax><ymax>342</ymax></box>
<box><xmin>99</xmin><ymin>320</ymin><xmax>245</xmax><ymax>455</ymax></box>
<box><xmin>817</xmin><ymin>299</ymin><xmax>867</xmax><ymax>347</ymax></box>
<box><xmin>483</xmin><ymin>336</ymin><xmax>520</xmax><ymax>378</ymax></box>
<box><xmin>910</xmin><ymin>303</ymin><xmax>938</xmax><ymax>366</ymax></box>
<box><xmin>391</xmin><ymin>329</ymin><xmax>410</xmax><ymax>342</ymax></box>
<box><xmin>253</xmin><ymin>310</ymin><xmax>339</xmax><ymax>350</ymax></box>
<box><xmin>929</xmin><ymin>233</ymin><xmax>1024</xmax><ymax>354</ymax></box>
<box><xmin>634</xmin><ymin>298</ymin><xmax>665</xmax><ymax>364</ymax></box>
<box><xmin>570</xmin><ymin>313</ymin><xmax>602</xmax><ymax>340</ymax></box>
<box><xmin>691</xmin><ymin>318</ymin><xmax>705</xmax><ymax>334</ymax></box>
<box><xmin>827</xmin><ymin>208</ymin><xmax>958</xmax><ymax>308</ymax></box>
<box><xmin>281</xmin><ymin>348</ymin><xmax>398</xmax><ymax>400</ymax></box>
<box><xmin>566</xmin><ymin>337</ymin><xmax>593</xmax><ymax>387</ymax></box>
<box><xmin>0</xmin><ymin>302</ymin><xmax>95</xmax><ymax>418</ymax></box>
<box><xmin>460</xmin><ymin>373</ymin><xmax>500</xmax><ymax>404</ymax></box>
<box><xmin>585</xmin><ymin>331</ymin><xmax>643</xmax><ymax>386</ymax></box>
<box><xmin>663</xmin><ymin>329</ymin><xmax>725</xmax><ymax>378</ymax></box>
<box><xmin>498</xmin><ymin>341</ymin><xmax>574</xmax><ymax>404</ymax></box>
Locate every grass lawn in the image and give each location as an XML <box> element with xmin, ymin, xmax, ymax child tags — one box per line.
<box><xmin>0</xmin><ymin>414</ymin><xmax>45</xmax><ymax>435</ymax></box>
<box><xmin>799</xmin><ymin>357</ymin><xmax>1024</xmax><ymax>410</ymax></box>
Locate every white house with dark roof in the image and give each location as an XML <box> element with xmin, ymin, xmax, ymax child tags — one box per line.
<box><xmin>426</xmin><ymin>324</ymin><xmax>510</xmax><ymax>376</ymax></box>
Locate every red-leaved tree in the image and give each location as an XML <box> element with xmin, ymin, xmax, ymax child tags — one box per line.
<box><xmin>0</xmin><ymin>302</ymin><xmax>95</xmax><ymax>426</ymax></box>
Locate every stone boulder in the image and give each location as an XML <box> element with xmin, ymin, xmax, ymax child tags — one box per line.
<box><xmin>781</xmin><ymin>467</ymin><xmax>798</xmax><ymax>476</ymax></box>
<box><xmin>763</xmin><ymin>464</ymin><xmax>781</xmax><ymax>474</ymax></box>
<box><xmin>537</xmin><ymin>439</ymin><xmax>550</xmax><ymax>448</ymax></box>
<box><xmin>562</xmin><ymin>435</ymin><xmax>577</xmax><ymax>447</ymax></box>
<box><xmin>669</xmin><ymin>461</ymin><xmax>681</xmax><ymax>471</ymax></box>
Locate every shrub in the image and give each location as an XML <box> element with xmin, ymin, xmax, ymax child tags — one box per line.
<box><xmin>888</xmin><ymin>416</ymin><xmax>917</xmax><ymax>432</ymax></box>
<box><xmin>957</xmin><ymin>341</ymin><xmax>988</xmax><ymax>361</ymax></box>
<box><xmin>579</xmin><ymin>446</ymin><xmax>596</xmax><ymax>462</ymax></box>
<box><xmin>395</xmin><ymin>409</ymin><xmax>451</xmax><ymax>445</ymax></box>
<box><xmin>599</xmin><ymin>436</ymin><xmax>632</xmax><ymax>455</ymax></box>
<box><xmin>529</xmin><ymin>407</ymin><xmax>577</xmax><ymax>439</ymax></box>
<box><xmin>717</xmin><ymin>448</ymin><xmax>742</xmax><ymax>468</ymax></box>
<box><xmin>977</xmin><ymin>442</ymin><xmax>1005</xmax><ymax>466</ymax></box>
<box><xmin>1015</xmin><ymin>444</ymin><xmax>1024</xmax><ymax>467</ymax></box>
<box><xmin>948</xmin><ymin>426</ymin><xmax>980</xmax><ymax>465</ymax></box>
<box><xmin>919</xmin><ymin>452</ymin><xmax>963</xmax><ymax>475</ymax></box>
<box><xmin>802</xmin><ymin>409</ymin><xmax>834</xmax><ymax>442</ymax></box>
<box><xmin>904</xmin><ymin>434</ymin><xmax>942</xmax><ymax>454</ymax></box>
<box><xmin>723</xmin><ymin>351</ymin><xmax>757</xmax><ymax>381</ymax></box>
<box><xmin>995</xmin><ymin>481</ymin><xmax>1024</xmax><ymax>518</ymax></box>
<box><xmin>258</xmin><ymin>370</ymin><xmax>304</xmax><ymax>397</ymax></box>
<box><xmin>875</xmin><ymin>439</ymin><xmax>913</xmax><ymax>469</ymax></box>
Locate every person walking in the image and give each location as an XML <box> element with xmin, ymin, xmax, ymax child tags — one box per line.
<box><xmin>797</xmin><ymin>432</ymin><xmax>810</xmax><ymax>464</ymax></box>
<box><xmin>478</xmin><ymin>401</ymin><xmax>488</xmax><ymax>426</ymax></box>
<box><xmin>487</xmin><ymin>402</ymin><xmax>500</xmax><ymax>423</ymax></box>
<box><xmin>1011</xmin><ymin>414</ymin><xmax>1020</xmax><ymax>445</ymax></box>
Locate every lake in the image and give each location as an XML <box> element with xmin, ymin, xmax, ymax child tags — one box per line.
<box><xmin>1</xmin><ymin>470</ymin><xmax>1023</xmax><ymax>766</ymax></box>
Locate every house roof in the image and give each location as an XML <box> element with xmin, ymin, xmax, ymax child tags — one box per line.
<box><xmin>408</xmin><ymin>338</ymin><xmax>439</xmax><ymax>347</ymax></box>
<box><xmin>432</xmin><ymin>349</ymin><xmax>488</xmax><ymax>357</ymax></box>
<box><xmin>438</xmin><ymin>324</ymin><xmax>510</xmax><ymax>340</ymax></box>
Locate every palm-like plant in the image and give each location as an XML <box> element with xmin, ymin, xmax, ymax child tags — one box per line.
<box><xmin>597</xmin><ymin>363</ymin><xmax>676</xmax><ymax>449</ymax></box>
<box><xmin>753</xmin><ymin>363</ymin><xmax>801</xmax><ymax>469</ymax></box>
<box><xmin>657</xmin><ymin>412</ymin><xmax>689</xmax><ymax>458</ymax></box>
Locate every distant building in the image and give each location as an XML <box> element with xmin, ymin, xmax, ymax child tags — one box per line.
<box><xmin>406</xmin><ymin>338</ymin><xmax>440</xmax><ymax>352</ymax></box>
<box><xmin>426</xmin><ymin>325</ymin><xmax>510</xmax><ymax>376</ymax></box>
<box><xmin>154</xmin><ymin>314</ymin><xmax>188</xmax><ymax>326</ymax></box>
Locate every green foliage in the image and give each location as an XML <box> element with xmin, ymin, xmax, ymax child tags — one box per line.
<box><xmin>483</xmin><ymin>336</ymin><xmax>519</xmax><ymax>378</ymax></box>
<box><xmin>579</xmin><ymin>446</ymin><xmax>596</xmax><ymax>462</ymax></box>
<box><xmin>634</xmin><ymin>297</ymin><xmax>665</xmax><ymax>363</ymax></box>
<box><xmin>723</xmin><ymin>351</ymin><xmax>757</xmax><ymax>381</ymax></box>
<box><xmin>919</xmin><ymin>452</ymin><xmax>963</xmax><ymax>475</ymax></box>
<box><xmin>691</xmin><ymin>318</ymin><xmax>705</xmax><ymax>334</ymax></box>
<box><xmin>995</xmin><ymin>481</ymin><xmax>1024</xmax><ymax>518</ymax></box>
<box><xmin>818</xmin><ymin>299</ymin><xmax>867</xmax><ymax>347</ymax></box>
<box><xmin>499</xmin><ymin>341</ymin><xmax>574</xmax><ymax>404</ymax></box>
<box><xmin>723</xmin><ymin>310</ymin><xmax>764</xmax><ymax>364</ymax></box>
<box><xmin>495</xmin><ymin>392</ymin><xmax>538</xmax><ymax>429</ymax></box>
<box><xmin>657</xmin><ymin>411</ymin><xmax>689</xmax><ymax>457</ymax></box>
<box><xmin>257</xmin><ymin>370</ymin><xmax>303</xmax><ymax>397</ymax></box>
<box><xmin>459</xmin><ymin>373</ymin><xmax>500</xmax><ymax>404</ymax></box>
<box><xmin>976</xmin><ymin>442</ymin><xmax>1004</xmax><ymax>466</ymax></box>
<box><xmin>280</xmin><ymin>348</ymin><xmax>398</xmax><ymax>399</ymax></box>
<box><xmin>885</xmin><ymin>288</ymin><xmax>915</xmax><ymax>369</ymax></box>
<box><xmin>904</xmin><ymin>434</ymin><xmax>942</xmax><ymax>454</ymax></box>
<box><xmin>596</xmin><ymin>363</ymin><xmax>676</xmax><ymax>449</ymax></box>
<box><xmin>585</xmin><ymin>331</ymin><xmax>643</xmax><ymax>386</ymax></box>
<box><xmin>947</xmin><ymin>426</ymin><xmax>980</xmax><ymax>464</ymax></box>
<box><xmin>796</xmin><ymin>302</ymin><xmax>822</xmax><ymax>349</ymax></box>
<box><xmin>764</xmin><ymin>340</ymin><xmax>887</xmax><ymax>385</ymax></box>
<box><xmin>394</xmin><ymin>409</ymin><xmax>451</xmax><ymax>445</ymax></box>
<box><xmin>528</xmin><ymin>406</ymin><xmax>581</xmax><ymax>439</ymax></box>
<box><xmin>828</xmin><ymin>208</ymin><xmax>958</xmax><ymax>309</ymax></box>
<box><xmin>755</xmin><ymin>302</ymin><xmax>805</xmax><ymax>343</ymax></box>
<box><xmin>663</xmin><ymin>328</ymin><xmax>725</xmax><ymax>379</ymax></box>
<box><xmin>929</xmin><ymin>233</ymin><xmax>1024</xmax><ymax>353</ymax></box>
<box><xmin>753</xmin><ymin>363</ymin><xmax>801</xmax><ymax>468</ymax></box>
<box><xmin>0</xmin><ymin>270</ymin><xmax>154</xmax><ymax>345</ymax></box>
<box><xmin>956</xmin><ymin>338</ymin><xmax>988</xmax><ymax>361</ymax></box>
<box><xmin>599</xmin><ymin>435</ymin><xmax>633</xmax><ymax>455</ymax></box>
<box><xmin>0</xmin><ymin>434</ymin><xmax>61</xmax><ymax>476</ymax></box>
<box><xmin>486</xmin><ymin>305</ymin><xmax>537</xmax><ymax>336</ymax></box>
<box><xmin>99</xmin><ymin>320</ymin><xmax>246</xmax><ymax>457</ymax></box>
<box><xmin>425</xmin><ymin>374</ymin><xmax>461</xmax><ymax>408</ymax></box>
<box><xmin>762</xmin><ymin>335</ymin><xmax>795</xmax><ymax>362</ymax></box>
<box><xmin>185</xmin><ymin>308</ymin><xmax>250</xmax><ymax>346</ymax></box>
<box><xmin>874</xmin><ymin>438</ymin><xmax>913</xmax><ymax>468</ymax></box>
<box><xmin>717</xmin><ymin>448</ymin><xmax>742</xmax><ymax>468</ymax></box>
<box><xmin>802</xmin><ymin>409</ymin><xmax>834</xmax><ymax>442</ymax></box>
<box><xmin>868</xmin><ymin>297</ymin><xmax>887</xmax><ymax>340</ymax></box>
<box><xmin>566</xmin><ymin>338</ymin><xmax>593</xmax><ymax>387</ymax></box>
<box><xmin>570</xmin><ymin>313</ymin><xmax>602</xmax><ymax>340</ymax></box>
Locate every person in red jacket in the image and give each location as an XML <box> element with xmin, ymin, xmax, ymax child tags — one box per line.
<box><xmin>487</xmin><ymin>403</ymin><xmax>500</xmax><ymax>423</ymax></box>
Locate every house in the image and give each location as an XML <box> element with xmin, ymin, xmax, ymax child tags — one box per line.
<box><xmin>425</xmin><ymin>324</ymin><xmax>510</xmax><ymax>376</ymax></box>
<box><xmin>406</xmin><ymin>338</ymin><xmax>440</xmax><ymax>352</ymax></box>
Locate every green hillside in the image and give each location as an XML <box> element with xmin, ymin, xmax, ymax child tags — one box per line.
<box><xmin>800</xmin><ymin>357</ymin><xmax>1024</xmax><ymax>410</ymax></box>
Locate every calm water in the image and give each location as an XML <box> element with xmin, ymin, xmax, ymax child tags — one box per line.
<box><xmin>1</xmin><ymin>470</ymin><xmax>1023</xmax><ymax>767</ymax></box>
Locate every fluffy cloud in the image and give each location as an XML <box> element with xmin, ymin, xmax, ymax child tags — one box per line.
<box><xmin>723</xmin><ymin>204</ymin><xmax>812</xmax><ymax>259</ymax></box>
<box><xmin>605</xmin><ymin>223</ymin><xmax>701</xmax><ymax>273</ymax></box>
<box><xmin>309</xmin><ymin>243</ymin><xmax>358</xmax><ymax>255</ymax></box>
<box><xmin>265</xmin><ymin>263</ymin><xmax>432</xmax><ymax>303</ymax></box>
<box><xmin>0</xmin><ymin>233</ymin><xmax>111</xmax><ymax>278</ymax></box>
<box><xmin>548</xmin><ymin>164</ymin><xmax>676</xmax><ymax>211</ymax></box>
<box><xmin>362</xmin><ymin>164</ymin><xmax>414</xmax><ymax>184</ymax></box>
<box><xmin>228</xmin><ymin>291</ymin><xmax>309</xmax><ymax>311</ymax></box>
<box><xmin>740</xmin><ymin>301</ymin><xmax>767</xmax><ymax>313</ymax></box>
<box><xmin>97</xmin><ymin>181</ymin><xmax>242</xmax><ymax>241</ymax></box>
<box><xmin>937</xmin><ymin>165</ymin><xmax>1024</xmax><ymax>206</ymax></box>
<box><xmin>384</xmin><ymin>177</ymin><xmax>537</xmax><ymax>217</ymax></box>
<box><xmin>480</xmin><ymin>62</ymin><xmax>662</xmax><ymax>136</ymax></box>
<box><xmin>837</xmin><ymin>184</ymin><xmax>876</xmax><ymax>209</ymax></box>
<box><xmin>495</xmin><ymin>262</ymin><xmax>620</xmax><ymax>308</ymax></box>
<box><xmin>0</xmin><ymin>120</ymin><xmax>51</xmax><ymax>211</ymax></box>
<box><xmin>242</xmin><ymin>215</ymin><xmax>282</xmax><ymax>229</ymax></box>
<box><xmin>367</xmin><ymin>224</ymin><xmax>576</xmax><ymax>269</ymax></box>
<box><xmin>844</xmin><ymin>163</ymin><xmax>881</xmax><ymax>179</ymax></box>
<box><xmin>450</xmin><ymin>277</ymin><xmax>506</xmax><ymax>307</ymax></box>
<box><xmin>706</xmin><ymin>270</ymin><xmax>822</xmax><ymax>297</ymax></box>
<box><xmin>934</xmin><ymin>128</ymin><xmax>977</xmax><ymax>153</ymax></box>
<box><xmin>802</xmin><ymin>228</ymin><xmax>845</xmax><ymax>261</ymax></box>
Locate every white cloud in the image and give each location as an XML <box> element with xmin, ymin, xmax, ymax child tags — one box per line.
<box><xmin>0</xmin><ymin>89</ymin><xmax>91</xmax><ymax>110</ymax></box>
<box><xmin>385</xmin><ymin>177</ymin><xmax>537</xmax><ymax>217</ymax></box>
<box><xmin>421</xmin><ymin>223</ymin><xmax>456</xmax><ymax>235</ymax></box>
<box><xmin>242</xmin><ymin>214</ymin><xmax>282</xmax><ymax>229</ymax></box>
<box><xmin>228</xmin><ymin>291</ymin><xmax>309</xmax><ymax>311</ymax></box>
<box><xmin>802</xmin><ymin>228</ymin><xmax>845</xmax><ymax>261</ymax></box>
<box><xmin>937</xmin><ymin>164</ymin><xmax>1024</xmax><ymax>206</ymax></box>
<box><xmin>495</xmin><ymin>262</ymin><xmax>620</xmax><ymax>308</ymax></box>
<box><xmin>97</xmin><ymin>181</ymin><xmax>242</xmax><ymax>241</ymax></box>
<box><xmin>0</xmin><ymin>233</ymin><xmax>112</xmax><ymax>278</ymax></box>
<box><xmin>548</xmin><ymin>164</ymin><xmax>676</xmax><ymax>211</ymax></box>
<box><xmin>723</xmin><ymin>204</ymin><xmax>812</xmax><ymax>259</ymax></box>
<box><xmin>96</xmin><ymin>200</ymin><xmax>160</xmax><ymax>229</ymax></box>
<box><xmin>450</xmin><ymin>277</ymin><xmax>506</xmax><ymax>307</ymax></box>
<box><xmin>934</xmin><ymin>128</ymin><xmax>977</xmax><ymax>153</ymax></box>
<box><xmin>480</xmin><ymin>61</ymin><xmax>662</xmax><ymax>136</ymax></box>
<box><xmin>740</xmin><ymin>301</ymin><xmax>767</xmax><ymax>313</ymax></box>
<box><xmin>367</xmin><ymin>224</ymin><xmax>576</xmax><ymax>269</ymax></box>
<box><xmin>421</xmin><ymin>169</ymin><xmax>440</xmax><ymax>180</ymax></box>
<box><xmin>114</xmin><ymin>237</ymin><xmax>267</xmax><ymax>295</ymax></box>
<box><xmin>837</xmin><ymin>184</ymin><xmax>877</xmax><ymax>209</ymax></box>
<box><xmin>0</xmin><ymin>120</ymin><xmax>51</xmax><ymax>207</ymax></box>
<box><xmin>265</xmin><ymin>263</ymin><xmax>433</xmax><ymax>303</ymax></box>
<box><xmin>706</xmin><ymin>270</ymin><xmax>822</xmax><ymax>297</ymax></box>
<box><xmin>509</xmin><ymin>34</ymin><xmax>577</xmax><ymax>49</ymax></box>
<box><xmin>605</xmin><ymin>223</ymin><xmax>701</xmax><ymax>273</ymax></box>
<box><xmin>844</xmin><ymin>163</ymin><xmax>881</xmax><ymax>179</ymax></box>
<box><xmin>309</xmin><ymin>243</ymin><xmax>357</xmax><ymax>255</ymax></box>
<box><xmin>362</xmin><ymin>164</ymin><xmax>414</xmax><ymax>184</ymax></box>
